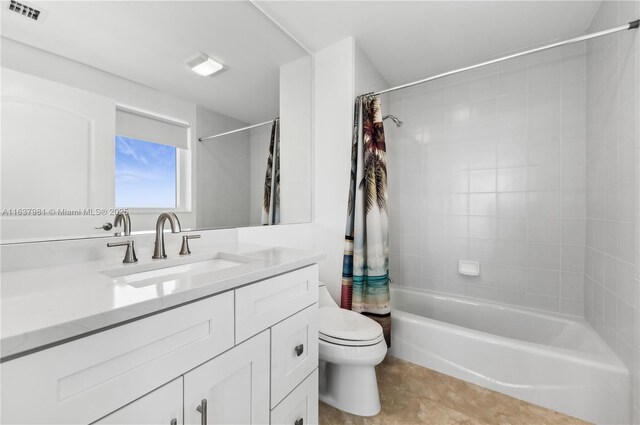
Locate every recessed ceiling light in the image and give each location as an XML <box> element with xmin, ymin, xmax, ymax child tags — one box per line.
<box><xmin>188</xmin><ymin>54</ymin><xmax>224</xmax><ymax>77</ymax></box>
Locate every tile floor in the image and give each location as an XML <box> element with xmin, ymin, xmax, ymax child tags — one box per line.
<box><xmin>319</xmin><ymin>356</ymin><xmax>590</xmax><ymax>425</ymax></box>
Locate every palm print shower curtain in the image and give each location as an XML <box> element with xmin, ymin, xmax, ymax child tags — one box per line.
<box><xmin>262</xmin><ymin>118</ymin><xmax>280</xmax><ymax>225</ymax></box>
<box><xmin>341</xmin><ymin>95</ymin><xmax>391</xmax><ymax>347</ymax></box>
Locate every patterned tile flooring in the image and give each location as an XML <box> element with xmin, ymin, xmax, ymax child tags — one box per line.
<box><xmin>319</xmin><ymin>356</ymin><xmax>590</xmax><ymax>425</ymax></box>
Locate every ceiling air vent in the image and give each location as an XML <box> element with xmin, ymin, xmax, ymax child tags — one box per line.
<box><xmin>8</xmin><ymin>0</ymin><xmax>42</xmax><ymax>21</ymax></box>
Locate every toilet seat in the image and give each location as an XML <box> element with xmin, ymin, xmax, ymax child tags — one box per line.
<box><xmin>319</xmin><ymin>307</ymin><xmax>384</xmax><ymax>347</ymax></box>
<box><xmin>319</xmin><ymin>332</ymin><xmax>384</xmax><ymax>346</ymax></box>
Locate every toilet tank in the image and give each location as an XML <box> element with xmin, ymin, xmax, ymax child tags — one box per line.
<box><xmin>319</xmin><ymin>283</ymin><xmax>339</xmax><ymax>308</ymax></box>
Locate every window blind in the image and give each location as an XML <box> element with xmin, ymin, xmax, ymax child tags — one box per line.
<box><xmin>116</xmin><ymin>107</ymin><xmax>190</xmax><ymax>150</ymax></box>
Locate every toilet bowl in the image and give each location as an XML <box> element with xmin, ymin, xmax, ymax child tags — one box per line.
<box><xmin>318</xmin><ymin>283</ymin><xmax>387</xmax><ymax>417</ymax></box>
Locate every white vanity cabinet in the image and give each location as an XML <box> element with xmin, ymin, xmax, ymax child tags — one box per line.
<box><xmin>1</xmin><ymin>264</ymin><xmax>320</xmax><ymax>425</ymax></box>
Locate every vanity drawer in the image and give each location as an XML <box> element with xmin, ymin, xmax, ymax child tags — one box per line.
<box><xmin>91</xmin><ymin>377</ymin><xmax>183</xmax><ymax>424</ymax></box>
<box><xmin>271</xmin><ymin>304</ymin><xmax>318</xmax><ymax>408</ymax></box>
<box><xmin>1</xmin><ymin>292</ymin><xmax>234</xmax><ymax>424</ymax></box>
<box><xmin>271</xmin><ymin>369</ymin><xmax>319</xmax><ymax>425</ymax></box>
<box><xmin>235</xmin><ymin>265</ymin><xmax>318</xmax><ymax>343</ymax></box>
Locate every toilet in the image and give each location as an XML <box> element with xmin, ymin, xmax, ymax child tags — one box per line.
<box><xmin>318</xmin><ymin>282</ymin><xmax>387</xmax><ymax>416</ymax></box>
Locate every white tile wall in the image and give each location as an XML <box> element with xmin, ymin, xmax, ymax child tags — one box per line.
<box><xmin>388</xmin><ymin>42</ymin><xmax>588</xmax><ymax>316</ymax></box>
<box><xmin>585</xmin><ymin>1</ymin><xmax>640</xmax><ymax>423</ymax></box>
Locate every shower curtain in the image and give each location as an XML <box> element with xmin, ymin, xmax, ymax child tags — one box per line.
<box><xmin>262</xmin><ymin>118</ymin><xmax>280</xmax><ymax>225</ymax></box>
<box><xmin>341</xmin><ymin>95</ymin><xmax>391</xmax><ymax>347</ymax></box>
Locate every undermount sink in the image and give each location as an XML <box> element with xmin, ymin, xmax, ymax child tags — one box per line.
<box><xmin>101</xmin><ymin>252</ymin><xmax>260</xmax><ymax>288</ymax></box>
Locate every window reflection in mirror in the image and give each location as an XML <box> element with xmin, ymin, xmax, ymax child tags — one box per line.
<box><xmin>115</xmin><ymin>136</ymin><xmax>177</xmax><ymax>209</ymax></box>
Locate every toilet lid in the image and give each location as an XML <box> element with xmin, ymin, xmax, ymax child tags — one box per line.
<box><xmin>319</xmin><ymin>307</ymin><xmax>383</xmax><ymax>342</ymax></box>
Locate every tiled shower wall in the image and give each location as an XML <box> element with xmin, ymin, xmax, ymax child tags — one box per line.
<box><xmin>584</xmin><ymin>1</ymin><xmax>639</xmax><ymax>422</ymax></box>
<box><xmin>387</xmin><ymin>43</ymin><xmax>588</xmax><ymax>315</ymax></box>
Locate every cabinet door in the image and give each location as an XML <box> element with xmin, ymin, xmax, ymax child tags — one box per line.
<box><xmin>184</xmin><ymin>330</ymin><xmax>270</xmax><ymax>425</ymax></box>
<box><xmin>271</xmin><ymin>305</ymin><xmax>318</xmax><ymax>407</ymax></box>
<box><xmin>271</xmin><ymin>370</ymin><xmax>318</xmax><ymax>425</ymax></box>
<box><xmin>92</xmin><ymin>378</ymin><xmax>183</xmax><ymax>425</ymax></box>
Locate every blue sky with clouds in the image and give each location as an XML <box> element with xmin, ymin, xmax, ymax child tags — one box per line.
<box><xmin>115</xmin><ymin>136</ymin><xmax>176</xmax><ymax>208</ymax></box>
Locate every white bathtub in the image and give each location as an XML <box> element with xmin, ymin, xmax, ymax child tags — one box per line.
<box><xmin>389</xmin><ymin>286</ymin><xmax>629</xmax><ymax>424</ymax></box>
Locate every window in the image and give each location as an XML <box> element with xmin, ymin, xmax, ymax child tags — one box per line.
<box><xmin>115</xmin><ymin>106</ymin><xmax>191</xmax><ymax>211</ymax></box>
<box><xmin>115</xmin><ymin>136</ymin><xmax>177</xmax><ymax>208</ymax></box>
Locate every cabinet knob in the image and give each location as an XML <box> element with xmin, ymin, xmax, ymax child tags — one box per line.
<box><xmin>170</xmin><ymin>419</ymin><xmax>177</xmax><ymax>425</ymax></box>
<box><xmin>196</xmin><ymin>399</ymin><xmax>207</xmax><ymax>425</ymax></box>
<box><xmin>295</xmin><ymin>418</ymin><xmax>304</xmax><ymax>425</ymax></box>
<box><xmin>294</xmin><ymin>344</ymin><xmax>304</xmax><ymax>356</ymax></box>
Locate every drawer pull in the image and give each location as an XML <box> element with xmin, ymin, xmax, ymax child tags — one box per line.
<box><xmin>196</xmin><ymin>399</ymin><xmax>207</xmax><ymax>425</ymax></box>
<box><xmin>170</xmin><ymin>419</ymin><xmax>177</xmax><ymax>425</ymax></box>
<box><xmin>294</xmin><ymin>344</ymin><xmax>304</xmax><ymax>356</ymax></box>
<box><xmin>295</xmin><ymin>418</ymin><xmax>304</xmax><ymax>425</ymax></box>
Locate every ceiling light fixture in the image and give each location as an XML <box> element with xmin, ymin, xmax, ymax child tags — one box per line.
<box><xmin>188</xmin><ymin>54</ymin><xmax>224</xmax><ymax>77</ymax></box>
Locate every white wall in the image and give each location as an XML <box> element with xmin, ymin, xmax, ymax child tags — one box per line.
<box><xmin>249</xmin><ymin>125</ymin><xmax>272</xmax><ymax>226</ymax></box>
<box><xmin>354</xmin><ymin>44</ymin><xmax>390</xmax><ymax>99</ymax></box>
<box><xmin>196</xmin><ymin>106</ymin><xmax>251</xmax><ymax>229</ymax></box>
<box><xmin>237</xmin><ymin>223</ymin><xmax>315</xmax><ymax>250</ymax></box>
<box><xmin>280</xmin><ymin>56</ymin><xmax>313</xmax><ymax>224</ymax></box>
<box><xmin>312</xmin><ymin>38</ymin><xmax>356</xmax><ymax>302</ymax></box>
<box><xmin>584</xmin><ymin>1</ymin><xmax>640</xmax><ymax>422</ymax></box>
<box><xmin>312</xmin><ymin>38</ymin><xmax>390</xmax><ymax>303</ymax></box>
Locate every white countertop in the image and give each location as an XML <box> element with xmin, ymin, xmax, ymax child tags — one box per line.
<box><xmin>0</xmin><ymin>243</ymin><xmax>324</xmax><ymax>361</ymax></box>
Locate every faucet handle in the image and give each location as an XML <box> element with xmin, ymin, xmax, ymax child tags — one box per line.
<box><xmin>107</xmin><ymin>240</ymin><xmax>138</xmax><ymax>264</ymax></box>
<box><xmin>95</xmin><ymin>222</ymin><xmax>113</xmax><ymax>231</ymax></box>
<box><xmin>179</xmin><ymin>234</ymin><xmax>201</xmax><ymax>256</ymax></box>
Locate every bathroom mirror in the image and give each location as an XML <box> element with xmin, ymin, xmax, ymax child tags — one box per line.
<box><xmin>0</xmin><ymin>1</ymin><xmax>312</xmax><ymax>243</ymax></box>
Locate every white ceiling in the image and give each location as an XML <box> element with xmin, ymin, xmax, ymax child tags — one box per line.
<box><xmin>260</xmin><ymin>1</ymin><xmax>601</xmax><ymax>86</ymax></box>
<box><xmin>1</xmin><ymin>1</ymin><xmax>602</xmax><ymax>123</ymax></box>
<box><xmin>0</xmin><ymin>1</ymin><xmax>307</xmax><ymax>124</ymax></box>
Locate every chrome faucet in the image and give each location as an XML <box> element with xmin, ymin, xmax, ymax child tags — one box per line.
<box><xmin>152</xmin><ymin>212</ymin><xmax>181</xmax><ymax>259</ymax></box>
<box><xmin>114</xmin><ymin>211</ymin><xmax>131</xmax><ymax>236</ymax></box>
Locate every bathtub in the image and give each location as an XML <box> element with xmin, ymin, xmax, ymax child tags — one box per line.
<box><xmin>389</xmin><ymin>286</ymin><xmax>629</xmax><ymax>424</ymax></box>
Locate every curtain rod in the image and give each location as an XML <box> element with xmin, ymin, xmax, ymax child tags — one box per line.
<box><xmin>361</xmin><ymin>19</ymin><xmax>639</xmax><ymax>98</ymax></box>
<box><xmin>199</xmin><ymin>118</ymin><xmax>278</xmax><ymax>142</ymax></box>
